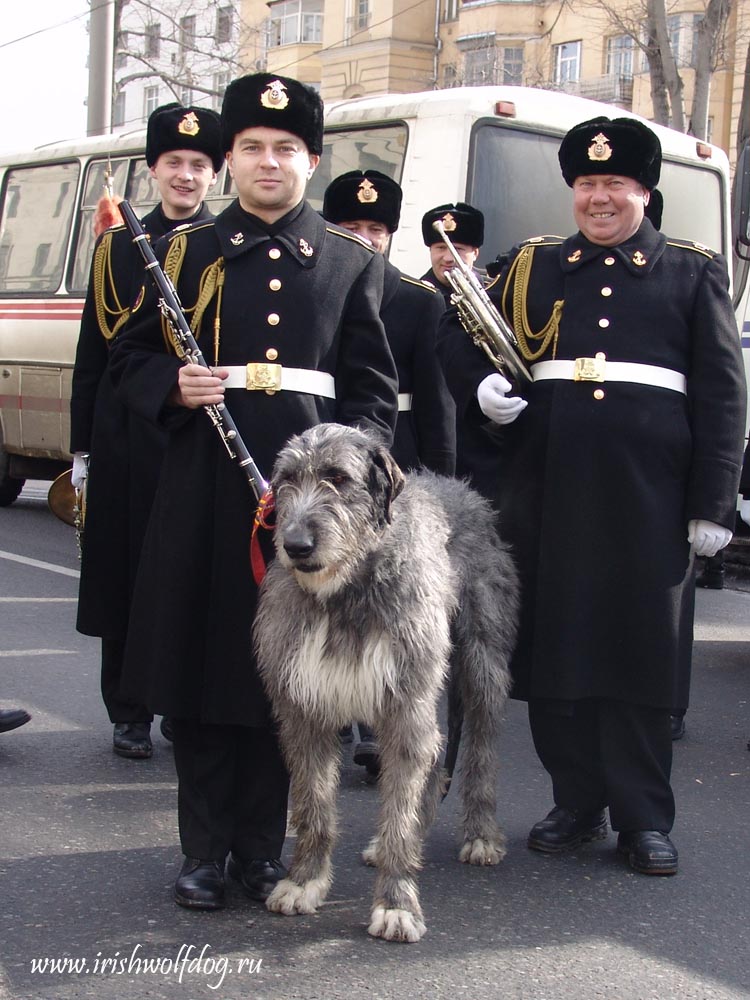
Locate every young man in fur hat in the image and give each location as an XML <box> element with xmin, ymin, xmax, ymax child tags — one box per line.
<box><xmin>438</xmin><ymin>116</ymin><xmax>746</xmax><ymax>876</ymax></box>
<box><xmin>420</xmin><ymin>202</ymin><xmax>485</xmax><ymax>304</ymax></box>
<box><xmin>322</xmin><ymin>169</ymin><xmax>456</xmax><ymax>774</ymax></box>
<box><xmin>110</xmin><ymin>74</ymin><xmax>397</xmax><ymax>910</ymax></box>
<box><xmin>71</xmin><ymin>103</ymin><xmax>223</xmax><ymax>760</ymax></box>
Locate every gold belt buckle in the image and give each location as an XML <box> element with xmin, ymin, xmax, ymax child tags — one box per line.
<box><xmin>573</xmin><ymin>353</ymin><xmax>606</xmax><ymax>382</ymax></box>
<box><xmin>246</xmin><ymin>362</ymin><xmax>282</xmax><ymax>394</ymax></box>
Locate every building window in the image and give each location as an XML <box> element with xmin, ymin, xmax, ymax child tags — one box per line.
<box><xmin>268</xmin><ymin>0</ymin><xmax>323</xmax><ymax>47</ymax></box>
<box><xmin>606</xmin><ymin>34</ymin><xmax>634</xmax><ymax>79</ymax></box>
<box><xmin>216</xmin><ymin>6</ymin><xmax>233</xmax><ymax>45</ymax></box>
<box><xmin>464</xmin><ymin>46</ymin><xmax>498</xmax><ymax>86</ymax></box>
<box><xmin>115</xmin><ymin>30</ymin><xmax>128</xmax><ymax>70</ymax></box>
<box><xmin>554</xmin><ymin>40</ymin><xmax>581</xmax><ymax>84</ymax></box>
<box><xmin>144</xmin><ymin>85</ymin><xmax>160</xmax><ymax>119</ymax></box>
<box><xmin>213</xmin><ymin>71</ymin><xmax>231</xmax><ymax>110</ymax></box>
<box><xmin>145</xmin><ymin>22</ymin><xmax>161</xmax><ymax>59</ymax></box>
<box><xmin>113</xmin><ymin>91</ymin><xmax>126</xmax><ymax>128</ymax></box>
<box><xmin>443</xmin><ymin>64</ymin><xmax>458</xmax><ymax>88</ymax></box>
<box><xmin>668</xmin><ymin>13</ymin><xmax>701</xmax><ymax>68</ymax></box>
<box><xmin>502</xmin><ymin>46</ymin><xmax>523</xmax><ymax>85</ymax></box>
<box><xmin>441</xmin><ymin>0</ymin><xmax>459</xmax><ymax>22</ymax></box>
<box><xmin>180</xmin><ymin>15</ymin><xmax>197</xmax><ymax>54</ymax></box>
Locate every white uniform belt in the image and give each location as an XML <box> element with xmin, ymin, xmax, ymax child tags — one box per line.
<box><xmin>531</xmin><ymin>359</ymin><xmax>686</xmax><ymax>395</ymax></box>
<box><xmin>222</xmin><ymin>364</ymin><xmax>336</xmax><ymax>398</ymax></box>
<box><xmin>398</xmin><ymin>393</ymin><xmax>412</xmax><ymax>412</ymax></box>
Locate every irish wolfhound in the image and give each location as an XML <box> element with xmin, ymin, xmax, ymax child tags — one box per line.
<box><xmin>254</xmin><ymin>423</ymin><xmax>518</xmax><ymax>943</ymax></box>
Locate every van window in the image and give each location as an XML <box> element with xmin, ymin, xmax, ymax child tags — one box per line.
<box><xmin>0</xmin><ymin>161</ymin><xmax>80</xmax><ymax>294</ymax></box>
<box><xmin>308</xmin><ymin>123</ymin><xmax>408</xmax><ymax>210</ymax></box>
<box><xmin>468</xmin><ymin>121</ymin><xmax>724</xmax><ymax>262</ymax></box>
<box><xmin>70</xmin><ymin>156</ymin><xmax>132</xmax><ymax>293</ymax></box>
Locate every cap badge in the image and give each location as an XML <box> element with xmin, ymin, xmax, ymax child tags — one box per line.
<box><xmin>632</xmin><ymin>250</ymin><xmax>647</xmax><ymax>266</ymax></box>
<box><xmin>178</xmin><ymin>111</ymin><xmax>200</xmax><ymax>136</ymax></box>
<box><xmin>357</xmin><ymin>179</ymin><xmax>378</xmax><ymax>204</ymax></box>
<box><xmin>441</xmin><ymin>212</ymin><xmax>457</xmax><ymax>232</ymax></box>
<box><xmin>299</xmin><ymin>238</ymin><xmax>314</xmax><ymax>257</ymax></box>
<box><xmin>261</xmin><ymin>80</ymin><xmax>290</xmax><ymax>111</ymax></box>
<box><xmin>567</xmin><ymin>249</ymin><xmax>582</xmax><ymax>263</ymax></box>
<box><xmin>230</xmin><ymin>232</ymin><xmax>245</xmax><ymax>246</ymax></box>
<box><xmin>588</xmin><ymin>132</ymin><xmax>613</xmax><ymax>162</ymax></box>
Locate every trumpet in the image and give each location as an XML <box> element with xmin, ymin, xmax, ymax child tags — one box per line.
<box><xmin>433</xmin><ymin>219</ymin><xmax>532</xmax><ymax>384</ymax></box>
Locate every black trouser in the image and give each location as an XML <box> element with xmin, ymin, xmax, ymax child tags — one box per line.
<box><xmin>528</xmin><ymin>698</ymin><xmax>675</xmax><ymax>833</ymax></box>
<box><xmin>101</xmin><ymin>637</ymin><xmax>152</xmax><ymax>724</ymax></box>
<box><xmin>171</xmin><ymin>719</ymin><xmax>289</xmax><ymax>863</ymax></box>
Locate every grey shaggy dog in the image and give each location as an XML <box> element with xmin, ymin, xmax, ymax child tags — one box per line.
<box><xmin>254</xmin><ymin>423</ymin><xmax>519</xmax><ymax>943</ymax></box>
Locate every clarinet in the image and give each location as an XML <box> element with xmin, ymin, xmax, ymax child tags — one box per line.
<box><xmin>119</xmin><ymin>200</ymin><xmax>268</xmax><ymax>501</ymax></box>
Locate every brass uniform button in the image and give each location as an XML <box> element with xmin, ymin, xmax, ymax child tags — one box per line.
<box><xmin>266</xmin><ymin>348</ymin><xmax>278</xmax><ymax>361</ymax></box>
<box><xmin>269</xmin><ymin>248</ymin><xmax>281</xmax><ymax>260</ymax></box>
<box><xmin>593</xmin><ymin>389</ymin><xmax>605</xmax><ymax>400</ymax></box>
<box><xmin>267</xmin><ymin>313</ymin><xmax>280</xmax><ymax>326</ymax></box>
<box><xmin>604</xmin><ymin>256</ymin><xmax>615</xmax><ymax>266</ymax></box>
<box><xmin>601</xmin><ymin>286</ymin><xmax>612</xmax><ymax>297</ymax></box>
<box><xmin>598</xmin><ymin>318</ymin><xmax>610</xmax><ymax>328</ymax></box>
<box><xmin>269</xmin><ymin>279</ymin><xmax>282</xmax><ymax>291</ymax></box>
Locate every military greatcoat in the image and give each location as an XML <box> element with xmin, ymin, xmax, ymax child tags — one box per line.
<box><xmin>110</xmin><ymin>198</ymin><xmax>397</xmax><ymax>727</ymax></box>
<box><xmin>71</xmin><ymin>203</ymin><xmax>213</xmax><ymax>638</ymax></box>
<box><xmin>381</xmin><ymin>261</ymin><xmax>455</xmax><ymax>474</ymax></box>
<box><xmin>438</xmin><ymin>219</ymin><xmax>746</xmax><ymax>708</ymax></box>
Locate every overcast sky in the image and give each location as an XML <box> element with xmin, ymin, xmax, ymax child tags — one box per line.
<box><xmin>0</xmin><ymin>2</ymin><xmax>89</xmax><ymax>155</ymax></box>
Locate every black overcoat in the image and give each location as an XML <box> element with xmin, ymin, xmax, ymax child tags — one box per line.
<box><xmin>438</xmin><ymin>219</ymin><xmax>747</xmax><ymax>708</ymax></box>
<box><xmin>381</xmin><ymin>262</ymin><xmax>455</xmax><ymax>474</ymax></box>
<box><xmin>70</xmin><ymin>203</ymin><xmax>213</xmax><ymax>638</ymax></box>
<box><xmin>110</xmin><ymin>199</ymin><xmax>398</xmax><ymax>726</ymax></box>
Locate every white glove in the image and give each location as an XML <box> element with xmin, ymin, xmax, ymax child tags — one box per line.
<box><xmin>71</xmin><ymin>452</ymin><xmax>89</xmax><ymax>490</ymax></box>
<box><xmin>476</xmin><ymin>373</ymin><xmax>528</xmax><ymax>426</ymax></box>
<box><xmin>688</xmin><ymin>519</ymin><xmax>732</xmax><ymax>558</ymax></box>
<box><xmin>740</xmin><ymin>499</ymin><xmax>750</xmax><ymax>527</ymax></box>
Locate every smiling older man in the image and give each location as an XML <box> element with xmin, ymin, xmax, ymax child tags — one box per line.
<box><xmin>437</xmin><ymin>115</ymin><xmax>747</xmax><ymax>878</ymax></box>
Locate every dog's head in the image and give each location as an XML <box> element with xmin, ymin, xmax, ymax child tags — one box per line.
<box><xmin>269</xmin><ymin>424</ymin><xmax>405</xmax><ymax>594</ymax></box>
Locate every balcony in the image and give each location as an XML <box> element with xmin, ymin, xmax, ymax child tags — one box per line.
<box><xmin>560</xmin><ymin>74</ymin><xmax>633</xmax><ymax>108</ymax></box>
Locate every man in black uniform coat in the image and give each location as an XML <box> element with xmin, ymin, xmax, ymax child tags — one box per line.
<box><xmin>70</xmin><ymin>103</ymin><xmax>223</xmax><ymax>759</ymax></box>
<box><xmin>111</xmin><ymin>73</ymin><xmax>397</xmax><ymax>911</ymax></box>
<box><xmin>322</xmin><ymin>169</ymin><xmax>456</xmax><ymax>773</ymax></box>
<box><xmin>437</xmin><ymin>116</ymin><xmax>747</xmax><ymax>876</ymax></box>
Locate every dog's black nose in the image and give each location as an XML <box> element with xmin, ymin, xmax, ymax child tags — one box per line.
<box><xmin>283</xmin><ymin>526</ymin><xmax>315</xmax><ymax>559</ymax></box>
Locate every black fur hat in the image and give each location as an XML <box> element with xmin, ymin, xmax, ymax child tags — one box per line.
<box><xmin>221</xmin><ymin>73</ymin><xmax>324</xmax><ymax>155</ymax></box>
<box><xmin>146</xmin><ymin>103</ymin><xmax>223</xmax><ymax>172</ymax></box>
<box><xmin>558</xmin><ymin>116</ymin><xmax>661</xmax><ymax>190</ymax></box>
<box><xmin>323</xmin><ymin>171</ymin><xmax>402</xmax><ymax>232</ymax></box>
<box><xmin>421</xmin><ymin>202</ymin><xmax>484</xmax><ymax>247</ymax></box>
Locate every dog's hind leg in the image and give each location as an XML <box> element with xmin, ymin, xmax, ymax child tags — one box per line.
<box><xmin>266</xmin><ymin>707</ymin><xmax>340</xmax><ymax>916</ymax></box>
<box><xmin>367</xmin><ymin>704</ymin><xmax>441</xmax><ymax>943</ymax></box>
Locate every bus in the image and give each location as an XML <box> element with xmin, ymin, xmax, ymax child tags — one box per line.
<box><xmin>1</xmin><ymin>85</ymin><xmax>749</xmax><ymax>503</ymax></box>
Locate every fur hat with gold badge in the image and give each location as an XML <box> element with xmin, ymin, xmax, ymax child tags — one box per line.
<box><xmin>421</xmin><ymin>203</ymin><xmax>484</xmax><ymax>248</ymax></box>
<box><xmin>146</xmin><ymin>102</ymin><xmax>224</xmax><ymax>173</ymax></box>
<box><xmin>220</xmin><ymin>73</ymin><xmax>324</xmax><ymax>155</ymax></box>
<box><xmin>323</xmin><ymin>170</ymin><xmax>403</xmax><ymax>233</ymax></box>
<box><xmin>558</xmin><ymin>116</ymin><xmax>662</xmax><ymax>191</ymax></box>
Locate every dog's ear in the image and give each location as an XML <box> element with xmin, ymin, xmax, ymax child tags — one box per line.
<box><xmin>368</xmin><ymin>442</ymin><xmax>405</xmax><ymax>526</ymax></box>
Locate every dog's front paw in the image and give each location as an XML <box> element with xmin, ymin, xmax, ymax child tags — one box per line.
<box><xmin>266</xmin><ymin>876</ymin><xmax>327</xmax><ymax>915</ymax></box>
<box><xmin>368</xmin><ymin>905</ymin><xmax>426</xmax><ymax>943</ymax></box>
<box><xmin>459</xmin><ymin>834</ymin><xmax>507</xmax><ymax>865</ymax></box>
<box><xmin>361</xmin><ymin>836</ymin><xmax>380</xmax><ymax>867</ymax></box>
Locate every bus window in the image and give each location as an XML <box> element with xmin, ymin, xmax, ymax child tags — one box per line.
<box><xmin>70</xmin><ymin>156</ymin><xmax>131</xmax><ymax>293</ymax></box>
<box><xmin>658</xmin><ymin>160</ymin><xmax>723</xmax><ymax>251</ymax></box>
<box><xmin>308</xmin><ymin>124</ymin><xmax>408</xmax><ymax>210</ymax></box>
<box><xmin>0</xmin><ymin>161</ymin><xmax>80</xmax><ymax>294</ymax></box>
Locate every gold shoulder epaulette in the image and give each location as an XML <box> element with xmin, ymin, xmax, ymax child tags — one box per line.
<box><xmin>162</xmin><ymin>232</ymin><xmax>225</xmax><ymax>360</ymax></box>
<box><xmin>325</xmin><ymin>226</ymin><xmax>376</xmax><ymax>252</ymax></box>
<box><xmin>665</xmin><ymin>238</ymin><xmax>716</xmax><ymax>259</ymax></box>
<box><xmin>92</xmin><ymin>230</ymin><xmax>130</xmax><ymax>340</ymax></box>
<box><xmin>400</xmin><ymin>274</ymin><xmax>437</xmax><ymax>292</ymax></box>
<box><xmin>165</xmin><ymin>220</ymin><xmax>215</xmax><ymax>242</ymax></box>
<box><xmin>520</xmin><ymin>235</ymin><xmax>565</xmax><ymax>247</ymax></box>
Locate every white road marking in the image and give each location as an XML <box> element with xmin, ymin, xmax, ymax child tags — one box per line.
<box><xmin>0</xmin><ymin>549</ymin><xmax>79</xmax><ymax>578</ymax></box>
<box><xmin>0</xmin><ymin>649</ymin><xmax>76</xmax><ymax>657</ymax></box>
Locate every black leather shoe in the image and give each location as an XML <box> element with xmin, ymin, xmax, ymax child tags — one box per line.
<box><xmin>160</xmin><ymin>716</ymin><xmax>174</xmax><ymax>742</ymax></box>
<box><xmin>617</xmin><ymin>831</ymin><xmax>678</xmax><ymax>875</ymax></box>
<box><xmin>528</xmin><ymin>806</ymin><xmax>608</xmax><ymax>853</ymax></box>
<box><xmin>0</xmin><ymin>708</ymin><xmax>31</xmax><ymax>734</ymax></box>
<box><xmin>670</xmin><ymin>715</ymin><xmax>686</xmax><ymax>740</ymax></box>
<box><xmin>174</xmin><ymin>857</ymin><xmax>226</xmax><ymax>909</ymax></box>
<box><xmin>113</xmin><ymin>722</ymin><xmax>152</xmax><ymax>759</ymax></box>
<box><xmin>227</xmin><ymin>855</ymin><xmax>287</xmax><ymax>901</ymax></box>
<box><xmin>353</xmin><ymin>737</ymin><xmax>381</xmax><ymax>776</ymax></box>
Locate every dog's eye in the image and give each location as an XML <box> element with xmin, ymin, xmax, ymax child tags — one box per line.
<box><xmin>324</xmin><ymin>472</ymin><xmax>349</xmax><ymax>487</ymax></box>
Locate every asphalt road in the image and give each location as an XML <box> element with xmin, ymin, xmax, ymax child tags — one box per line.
<box><xmin>0</xmin><ymin>482</ymin><xmax>748</xmax><ymax>1000</ymax></box>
